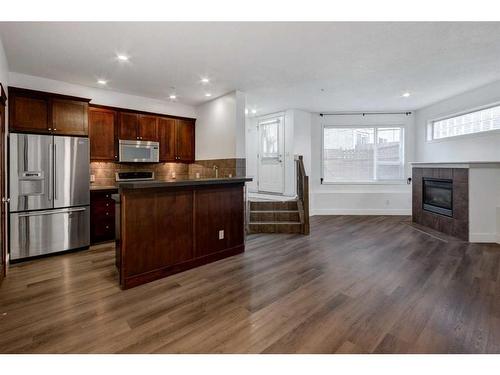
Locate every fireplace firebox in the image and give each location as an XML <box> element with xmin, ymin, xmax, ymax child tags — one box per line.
<box><xmin>422</xmin><ymin>178</ymin><xmax>453</xmax><ymax>217</ymax></box>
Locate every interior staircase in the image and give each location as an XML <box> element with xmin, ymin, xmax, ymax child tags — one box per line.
<box><xmin>247</xmin><ymin>199</ymin><xmax>303</xmax><ymax>234</ymax></box>
<box><xmin>247</xmin><ymin>155</ymin><xmax>310</xmax><ymax>235</ymax></box>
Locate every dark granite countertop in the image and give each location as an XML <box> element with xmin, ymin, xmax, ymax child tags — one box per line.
<box><xmin>90</xmin><ymin>185</ymin><xmax>119</xmax><ymax>191</ymax></box>
<box><xmin>118</xmin><ymin>177</ymin><xmax>252</xmax><ymax>190</ymax></box>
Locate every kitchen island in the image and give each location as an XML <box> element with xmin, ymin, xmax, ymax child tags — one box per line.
<box><xmin>116</xmin><ymin>177</ymin><xmax>251</xmax><ymax>289</ymax></box>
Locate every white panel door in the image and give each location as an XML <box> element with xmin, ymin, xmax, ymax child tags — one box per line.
<box><xmin>257</xmin><ymin>116</ymin><xmax>284</xmax><ymax>194</ymax></box>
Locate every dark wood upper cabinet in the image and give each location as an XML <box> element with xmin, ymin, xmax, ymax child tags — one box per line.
<box><xmin>10</xmin><ymin>94</ymin><xmax>49</xmax><ymax>133</ymax></box>
<box><xmin>51</xmin><ymin>99</ymin><xmax>88</xmax><ymax>136</ymax></box>
<box><xmin>157</xmin><ymin>117</ymin><xmax>176</xmax><ymax>162</ymax></box>
<box><xmin>138</xmin><ymin>115</ymin><xmax>157</xmax><ymax>141</ymax></box>
<box><xmin>8</xmin><ymin>87</ymin><xmax>90</xmax><ymax>136</ymax></box>
<box><xmin>89</xmin><ymin>107</ymin><xmax>116</xmax><ymax>161</ymax></box>
<box><xmin>176</xmin><ymin>119</ymin><xmax>195</xmax><ymax>162</ymax></box>
<box><xmin>8</xmin><ymin>87</ymin><xmax>195</xmax><ymax>163</ymax></box>
<box><xmin>119</xmin><ymin>112</ymin><xmax>139</xmax><ymax>140</ymax></box>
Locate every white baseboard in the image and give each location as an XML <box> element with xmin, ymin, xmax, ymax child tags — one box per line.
<box><xmin>470</xmin><ymin>232</ymin><xmax>499</xmax><ymax>243</ymax></box>
<box><xmin>310</xmin><ymin>208</ymin><xmax>411</xmax><ymax>216</ymax></box>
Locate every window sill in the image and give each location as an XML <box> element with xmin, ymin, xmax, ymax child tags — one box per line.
<box><xmin>321</xmin><ymin>180</ymin><xmax>408</xmax><ymax>186</ymax></box>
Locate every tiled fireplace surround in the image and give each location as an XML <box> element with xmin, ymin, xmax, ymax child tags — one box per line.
<box><xmin>412</xmin><ymin>167</ymin><xmax>469</xmax><ymax>241</ymax></box>
<box><xmin>90</xmin><ymin>158</ymin><xmax>246</xmax><ymax>187</ymax></box>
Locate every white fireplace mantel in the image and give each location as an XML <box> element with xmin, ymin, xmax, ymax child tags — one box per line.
<box><xmin>410</xmin><ymin>161</ymin><xmax>500</xmax><ymax>169</ymax></box>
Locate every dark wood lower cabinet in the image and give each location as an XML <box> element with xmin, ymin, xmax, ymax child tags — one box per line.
<box><xmin>90</xmin><ymin>189</ymin><xmax>117</xmax><ymax>244</ymax></box>
<box><xmin>119</xmin><ymin>183</ymin><xmax>245</xmax><ymax>289</ymax></box>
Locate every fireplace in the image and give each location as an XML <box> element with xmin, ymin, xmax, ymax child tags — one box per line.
<box><xmin>423</xmin><ymin>178</ymin><xmax>453</xmax><ymax>217</ymax></box>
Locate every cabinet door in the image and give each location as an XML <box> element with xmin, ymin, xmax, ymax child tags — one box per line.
<box><xmin>89</xmin><ymin>107</ymin><xmax>116</xmax><ymax>161</ymax></box>
<box><xmin>157</xmin><ymin>117</ymin><xmax>176</xmax><ymax>162</ymax></box>
<box><xmin>194</xmin><ymin>185</ymin><xmax>244</xmax><ymax>258</ymax></box>
<box><xmin>138</xmin><ymin>115</ymin><xmax>157</xmax><ymax>141</ymax></box>
<box><xmin>176</xmin><ymin>119</ymin><xmax>195</xmax><ymax>162</ymax></box>
<box><xmin>51</xmin><ymin>99</ymin><xmax>89</xmax><ymax>136</ymax></box>
<box><xmin>10</xmin><ymin>95</ymin><xmax>49</xmax><ymax>133</ymax></box>
<box><xmin>119</xmin><ymin>112</ymin><xmax>139</xmax><ymax>140</ymax></box>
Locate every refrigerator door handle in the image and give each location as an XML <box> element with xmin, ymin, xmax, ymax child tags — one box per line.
<box><xmin>17</xmin><ymin>207</ymin><xmax>87</xmax><ymax>217</ymax></box>
<box><xmin>48</xmin><ymin>142</ymin><xmax>53</xmax><ymax>201</ymax></box>
<box><xmin>53</xmin><ymin>143</ymin><xmax>57</xmax><ymax>201</ymax></box>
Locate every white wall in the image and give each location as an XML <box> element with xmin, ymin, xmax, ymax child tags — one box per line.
<box><xmin>310</xmin><ymin>113</ymin><xmax>415</xmax><ymax>215</ymax></box>
<box><xmin>0</xmin><ymin>38</ymin><xmax>8</xmax><ymax>90</ymax></box>
<box><xmin>293</xmin><ymin>109</ymin><xmax>312</xmax><ymax>179</ymax></box>
<box><xmin>195</xmin><ymin>90</ymin><xmax>246</xmax><ymax>160</ymax></box>
<box><xmin>245</xmin><ymin>116</ymin><xmax>258</xmax><ymax>192</ymax></box>
<box><xmin>9</xmin><ymin>72</ymin><xmax>196</xmax><ymax>118</ymax></box>
<box><xmin>415</xmin><ymin>80</ymin><xmax>500</xmax><ymax>162</ymax></box>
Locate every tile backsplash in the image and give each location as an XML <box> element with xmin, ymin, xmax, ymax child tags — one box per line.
<box><xmin>188</xmin><ymin>158</ymin><xmax>246</xmax><ymax>179</ymax></box>
<box><xmin>90</xmin><ymin>162</ymin><xmax>189</xmax><ymax>186</ymax></box>
<box><xmin>90</xmin><ymin>158</ymin><xmax>246</xmax><ymax>186</ymax></box>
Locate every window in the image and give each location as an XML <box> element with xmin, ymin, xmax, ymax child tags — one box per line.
<box><xmin>259</xmin><ymin>118</ymin><xmax>280</xmax><ymax>159</ymax></box>
<box><xmin>428</xmin><ymin>104</ymin><xmax>500</xmax><ymax>141</ymax></box>
<box><xmin>322</xmin><ymin>126</ymin><xmax>404</xmax><ymax>183</ymax></box>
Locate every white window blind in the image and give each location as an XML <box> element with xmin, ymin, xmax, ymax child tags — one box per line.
<box><xmin>322</xmin><ymin>126</ymin><xmax>404</xmax><ymax>183</ymax></box>
<box><xmin>429</xmin><ymin>104</ymin><xmax>500</xmax><ymax>140</ymax></box>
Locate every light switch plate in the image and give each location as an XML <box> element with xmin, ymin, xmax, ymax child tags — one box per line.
<box><xmin>90</xmin><ymin>174</ymin><xmax>95</xmax><ymax>183</ymax></box>
<box><xmin>218</xmin><ymin>230</ymin><xmax>224</xmax><ymax>240</ymax></box>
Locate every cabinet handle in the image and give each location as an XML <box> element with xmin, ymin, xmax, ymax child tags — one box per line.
<box><xmin>105</xmin><ymin>225</ymin><xmax>109</xmax><ymax>229</ymax></box>
<box><xmin>48</xmin><ymin>128</ymin><xmax>52</xmax><ymax>131</ymax></box>
<box><xmin>54</xmin><ymin>128</ymin><xmax>57</xmax><ymax>131</ymax></box>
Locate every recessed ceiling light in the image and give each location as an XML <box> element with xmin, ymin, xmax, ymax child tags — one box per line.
<box><xmin>205</xmin><ymin>93</ymin><xmax>212</xmax><ymax>97</ymax></box>
<box><xmin>117</xmin><ymin>54</ymin><xmax>129</xmax><ymax>61</ymax></box>
<box><xmin>402</xmin><ymin>92</ymin><xmax>411</xmax><ymax>97</ymax></box>
<box><xmin>97</xmin><ymin>79</ymin><xmax>107</xmax><ymax>85</ymax></box>
<box><xmin>169</xmin><ymin>94</ymin><xmax>177</xmax><ymax>100</ymax></box>
<box><xmin>251</xmin><ymin>109</ymin><xmax>257</xmax><ymax>114</ymax></box>
<box><xmin>201</xmin><ymin>77</ymin><xmax>210</xmax><ymax>84</ymax></box>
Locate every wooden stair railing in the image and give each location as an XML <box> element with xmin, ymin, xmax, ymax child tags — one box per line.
<box><xmin>295</xmin><ymin>155</ymin><xmax>310</xmax><ymax>235</ymax></box>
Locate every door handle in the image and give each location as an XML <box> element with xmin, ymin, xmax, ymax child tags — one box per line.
<box><xmin>17</xmin><ymin>207</ymin><xmax>87</xmax><ymax>217</ymax></box>
<box><xmin>48</xmin><ymin>143</ymin><xmax>53</xmax><ymax>201</ymax></box>
<box><xmin>53</xmin><ymin>143</ymin><xmax>57</xmax><ymax>201</ymax></box>
<box><xmin>2</xmin><ymin>197</ymin><xmax>10</xmax><ymax>203</ymax></box>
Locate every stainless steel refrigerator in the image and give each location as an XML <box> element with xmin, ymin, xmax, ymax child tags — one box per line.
<box><xmin>9</xmin><ymin>133</ymin><xmax>90</xmax><ymax>261</ymax></box>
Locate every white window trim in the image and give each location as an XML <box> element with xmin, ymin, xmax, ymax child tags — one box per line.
<box><xmin>426</xmin><ymin>100</ymin><xmax>500</xmax><ymax>143</ymax></box>
<box><xmin>321</xmin><ymin>123</ymin><xmax>407</xmax><ymax>185</ymax></box>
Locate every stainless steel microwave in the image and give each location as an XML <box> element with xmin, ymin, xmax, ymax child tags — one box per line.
<box><xmin>118</xmin><ymin>139</ymin><xmax>159</xmax><ymax>163</ymax></box>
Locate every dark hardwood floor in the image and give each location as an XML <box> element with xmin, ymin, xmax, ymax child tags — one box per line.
<box><xmin>1</xmin><ymin>215</ymin><xmax>500</xmax><ymax>353</ymax></box>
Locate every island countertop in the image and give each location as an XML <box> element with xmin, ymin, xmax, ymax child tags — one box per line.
<box><xmin>118</xmin><ymin>177</ymin><xmax>252</xmax><ymax>190</ymax></box>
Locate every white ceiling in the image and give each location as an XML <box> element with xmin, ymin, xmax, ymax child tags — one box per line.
<box><xmin>1</xmin><ymin>22</ymin><xmax>500</xmax><ymax>114</ymax></box>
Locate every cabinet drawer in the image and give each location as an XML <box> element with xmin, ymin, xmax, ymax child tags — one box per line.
<box><xmin>90</xmin><ymin>191</ymin><xmax>117</xmax><ymax>244</ymax></box>
<box><xmin>91</xmin><ymin>217</ymin><xmax>115</xmax><ymax>244</ymax></box>
<box><xmin>91</xmin><ymin>201</ymin><xmax>115</xmax><ymax>216</ymax></box>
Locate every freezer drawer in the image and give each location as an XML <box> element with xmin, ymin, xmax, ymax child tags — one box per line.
<box><xmin>10</xmin><ymin>206</ymin><xmax>90</xmax><ymax>260</ymax></box>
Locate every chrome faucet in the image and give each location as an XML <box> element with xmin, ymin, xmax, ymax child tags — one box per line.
<box><xmin>213</xmin><ymin>165</ymin><xmax>219</xmax><ymax>178</ymax></box>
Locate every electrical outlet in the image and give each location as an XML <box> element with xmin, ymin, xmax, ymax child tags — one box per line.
<box><xmin>218</xmin><ymin>230</ymin><xmax>224</xmax><ymax>240</ymax></box>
